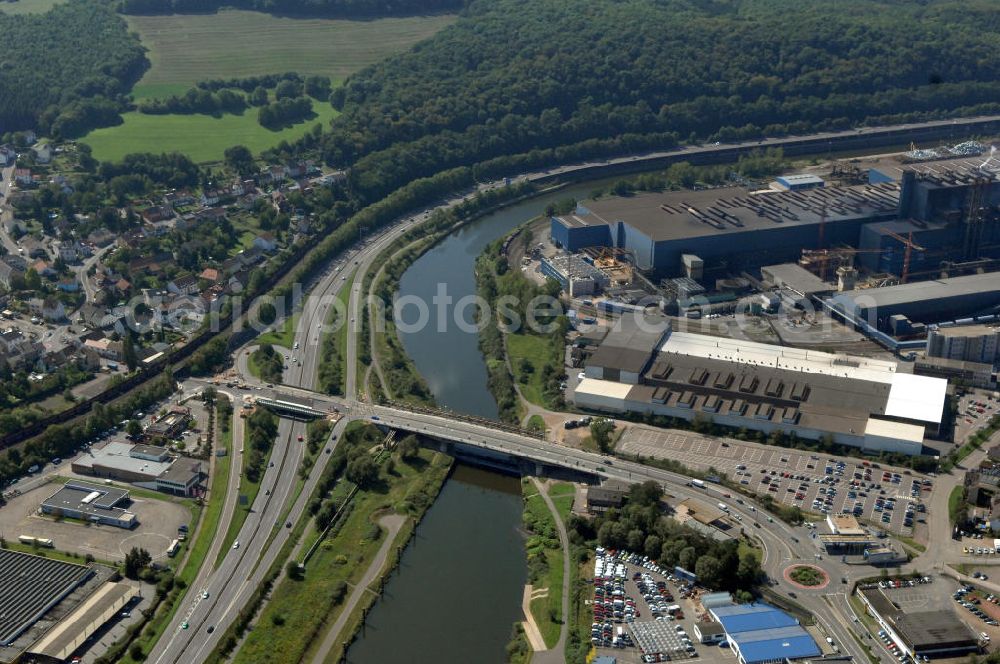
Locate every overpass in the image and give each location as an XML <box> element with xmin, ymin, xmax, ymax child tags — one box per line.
<box><xmin>254</xmin><ymin>396</ymin><xmax>328</xmax><ymax>420</ymax></box>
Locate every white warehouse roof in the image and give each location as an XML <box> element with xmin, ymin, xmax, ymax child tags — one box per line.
<box><xmin>576</xmin><ymin>378</ymin><xmax>633</xmax><ymax>400</ymax></box>
<box><xmin>660</xmin><ymin>331</ymin><xmax>900</xmax><ymax>384</ymax></box>
<box><xmin>884</xmin><ymin>373</ymin><xmax>948</xmax><ymax>425</ymax></box>
<box><xmin>864</xmin><ymin>417</ymin><xmax>925</xmax><ymax>444</ymax></box>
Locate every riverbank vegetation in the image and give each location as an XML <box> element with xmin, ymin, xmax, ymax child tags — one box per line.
<box><xmin>476</xmin><ymin>234</ymin><xmax>567</xmax><ymax>423</ymax></box>
<box><xmin>232</xmin><ymin>423</ymin><xmax>451</xmax><ymax>664</ymax></box>
<box><xmin>521</xmin><ymin>479</ymin><xmax>565</xmax><ymax>648</ymax></box>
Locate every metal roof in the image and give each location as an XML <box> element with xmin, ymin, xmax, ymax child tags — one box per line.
<box><xmin>712</xmin><ymin>604</ymin><xmax>820</xmax><ymax>664</ymax></box>
<box><xmin>836</xmin><ymin>272</ymin><xmax>1000</xmax><ymax>309</ymax></box>
<box><xmin>0</xmin><ymin>550</ymin><xmax>92</xmax><ymax>646</ymax></box>
<box><xmin>712</xmin><ymin>603</ymin><xmax>799</xmax><ymax>633</ymax></box>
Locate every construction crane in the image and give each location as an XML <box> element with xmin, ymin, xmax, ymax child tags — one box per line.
<box><xmin>799</xmin><ymin>247</ymin><xmax>883</xmax><ymax>281</ymax></box>
<box><xmin>883</xmin><ymin>230</ymin><xmax>925</xmax><ymax>284</ymax></box>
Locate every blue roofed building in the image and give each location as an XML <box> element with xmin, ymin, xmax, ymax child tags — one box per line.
<box><xmin>710</xmin><ymin>603</ymin><xmax>821</xmax><ymax>664</ymax></box>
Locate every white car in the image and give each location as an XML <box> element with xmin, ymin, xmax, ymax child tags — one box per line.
<box><xmin>232</xmin><ymin>541</ymin><xmax>240</xmax><ymax>550</ymax></box>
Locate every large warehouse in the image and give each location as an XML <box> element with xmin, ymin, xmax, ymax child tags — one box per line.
<box><xmin>830</xmin><ymin>272</ymin><xmax>1000</xmax><ymax>332</ymax></box>
<box><xmin>550</xmin><ymin>182</ymin><xmax>899</xmax><ymax>276</ymax></box>
<box><xmin>709</xmin><ymin>603</ymin><xmax>820</xmax><ymax>664</ymax></box>
<box><xmin>575</xmin><ymin>323</ymin><xmax>947</xmax><ymax>455</ymax></box>
<box><xmin>859</xmin><ymin>587</ymin><xmax>978</xmax><ymax>659</ymax></box>
<box><xmin>0</xmin><ymin>550</ymin><xmax>92</xmax><ymax>647</ymax></box>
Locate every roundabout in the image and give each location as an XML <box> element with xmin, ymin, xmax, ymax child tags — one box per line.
<box><xmin>784</xmin><ymin>564</ymin><xmax>830</xmax><ymax>590</ymax></box>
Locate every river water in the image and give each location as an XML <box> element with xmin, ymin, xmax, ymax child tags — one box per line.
<box><xmin>345</xmin><ymin>466</ymin><xmax>526</xmax><ymax>664</ymax></box>
<box><xmin>347</xmin><ymin>180</ymin><xmax>617</xmax><ymax>662</ymax></box>
<box><xmin>395</xmin><ymin>180</ymin><xmax>614</xmax><ymax>419</ymax></box>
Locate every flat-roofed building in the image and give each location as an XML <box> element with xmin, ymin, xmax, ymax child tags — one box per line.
<box><xmin>915</xmin><ymin>356</ymin><xmax>996</xmax><ymax>389</ymax></box>
<box><xmin>27</xmin><ymin>582</ymin><xmax>137</xmax><ymax>661</ymax></box>
<box><xmin>71</xmin><ymin>442</ymin><xmax>202</xmax><ymax>496</ymax></box>
<box><xmin>0</xmin><ymin>550</ymin><xmax>93</xmax><ymax>648</ymax></box>
<box><xmin>859</xmin><ymin>587</ymin><xmax>978</xmax><ymax>658</ymax></box>
<box><xmin>927</xmin><ymin>324</ymin><xmax>999</xmax><ymax>365</ymax></box>
<box><xmin>40</xmin><ymin>481</ymin><xmax>136</xmax><ymax>529</ymax></box>
<box><xmin>574</xmin><ymin>328</ymin><xmax>947</xmax><ymax>455</ymax></box>
<box><xmin>827</xmin><ymin>513</ymin><xmax>866</xmax><ymax>535</ymax></box>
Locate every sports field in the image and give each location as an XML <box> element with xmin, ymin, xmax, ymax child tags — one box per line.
<box><xmin>0</xmin><ymin>0</ymin><xmax>64</xmax><ymax>14</ymax></box>
<box><xmin>81</xmin><ymin>102</ymin><xmax>339</xmax><ymax>164</ymax></box>
<box><xmin>126</xmin><ymin>10</ymin><xmax>456</xmax><ymax>99</ymax></box>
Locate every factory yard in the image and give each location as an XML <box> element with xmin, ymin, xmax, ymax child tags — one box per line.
<box><xmin>617</xmin><ymin>426</ymin><xmax>934</xmax><ymax>537</ymax></box>
<box><xmin>0</xmin><ymin>477</ymin><xmax>191</xmax><ymax>563</ymax></box>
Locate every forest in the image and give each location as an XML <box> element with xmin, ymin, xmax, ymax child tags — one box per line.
<box><xmin>276</xmin><ymin>0</ymin><xmax>1000</xmax><ymax>204</ymax></box>
<box><xmin>0</xmin><ymin>0</ymin><xmax>146</xmax><ymax>134</ymax></box>
<box><xmin>117</xmin><ymin>0</ymin><xmax>466</xmax><ymax>17</ymax></box>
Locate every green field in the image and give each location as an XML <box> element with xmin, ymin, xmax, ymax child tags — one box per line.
<box><xmin>0</xmin><ymin>0</ymin><xmax>64</xmax><ymax>14</ymax></box>
<box><xmin>126</xmin><ymin>10</ymin><xmax>457</xmax><ymax>98</ymax></box>
<box><xmin>81</xmin><ymin>103</ymin><xmax>338</xmax><ymax>164</ymax></box>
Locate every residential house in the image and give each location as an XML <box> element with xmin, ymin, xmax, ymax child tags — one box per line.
<box><xmin>13</xmin><ymin>168</ymin><xmax>32</xmax><ymax>186</ymax></box>
<box><xmin>32</xmin><ymin>260</ymin><xmax>55</xmax><ymax>278</ymax></box>
<box><xmin>164</xmin><ymin>190</ymin><xmax>195</xmax><ymax>208</ymax></box>
<box><xmin>76</xmin><ymin>302</ymin><xmax>108</xmax><ymax>329</ymax></box>
<box><xmin>0</xmin><ymin>256</ymin><xmax>26</xmax><ymax>289</ymax></box>
<box><xmin>84</xmin><ymin>337</ymin><xmax>124</xmax><ymax>361</ymax></box>
<box><xmin>254</xmin><ymin>232</ymin><xmax>278</xmax><ymax>253</ymax></box>
<box><xmin>227</xmin><ymin>271</ymin><xmax>247</xmax><ymax>294</ymax></box>
<box><xmin>2</xmin><ymin>218</ymin><xmax>25</xmax><ymax>237</ymax></box>
<box><xmin>21</xmin><ymin>237</ymin><xmax>48</xmax><ymax>259</ymax></box>
<box><xmin>29</xmin><ymin>297</ymin><xmax>67</xmax><ymax>322</ymax></box>
<box><xmin>262</xmin><ymin>165</ymin><xmax>285</xmax><ymax>183</ymax></box>
<box><xmin>167</xmin><ymin>274</ymin><xmax>200</xmax><ymax>296</ymax></box>
<box><xmin>270</xmin><ymin>190</ymin><xmax>289</xmax><ymax>213</ymax></box>
<box><xmin>87</xmin><ymin>228</ymin><xmax>116</xmax><ymax>248</ymax></box>
<box><xmin>199</xmin><ymin>267</ymin><xmax>222</xmax><ymax>285</ymax></box>
<box><xmin>114</xmin><ymin>278</ymin><xmax>131</xmax><ymax>296</ymax></box>
<box><xmin>56</xmin><ymin>278</ymin><xmax>80</xmax><ymax>293</ymax></box>
<box><xmin>55</xmin><ymin>240</ymin><xmax>88</xmax><ymax>264</ymax></box>
<box><xmin>0</xmin><ymin>144</ymin><xmax>15</xmax><ymax>166</ymax></box>
<box><xmin>0</xmin><ymin>330</ymin><xmax>43</xmax><ymax>372</ymax></box>
<box><xmin>200</xmin><ymin>189</ymin><xmax>231</xmax><ymax>207</ymax></box>
<box><xmin>193</xmin><ymin>207</ymin><xmax>227</xmax><ymax>223</ymax></box>
<box><xmin>32</xmin><ymin>143</ymin><xmax>52</xmax><ymax>164</ymax></box>
<box><xmin>140</xmin><ymin>205</ymin><xmax>173</xmax><ymax>224</ymax></box>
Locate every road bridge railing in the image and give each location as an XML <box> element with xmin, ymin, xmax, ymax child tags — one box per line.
<box><xmin>378</xmin><ymin>399</ymin><xmax>545</xmax><ymax>440</ymax></box>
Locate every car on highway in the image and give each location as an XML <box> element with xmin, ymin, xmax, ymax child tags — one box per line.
<box><xmin>207</xmin><ymin>625</ymin><xmax>215</xmax><ymax>634</ymax></box>
<box><xmin>297</xmin><ymin>435</ymin><xmax>304</xmax><ymax>441</ymax></box>
<box><xmin>232</xmin><ymin>541</ymin><xmax>240</xmax><ymax>550</ymax></box>
<box><xmin>201</xmin><ymin>589</ymin><xmax>209</xmax><ymax>599</ymax></box>
<box><xmin>181</xmin><ymin>621</ymin><xmax>189</xmax><ymax>630</ymax></box>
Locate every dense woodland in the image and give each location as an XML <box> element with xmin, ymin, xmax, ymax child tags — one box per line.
<box><xmin>0</xmin><ymin>0</ymin><xmax>146</xmax><ymax>134</ymax></box>
<box><xmin>117</xmin><ymin>0</ymin><xmax>466</xmax><ymax>17</ymax></box>
<box><xmin>269</xmin><ymin>0</ymin><xmax>1000</xmax><ymax>204</ymax></box>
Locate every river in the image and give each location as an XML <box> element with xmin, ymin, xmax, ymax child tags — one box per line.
<box><xmin>346</xmin><ymin>466</ymin><xmax>526</xmax><ymax>664</ymax></box>
<box><xmin>348</xmin><ymin>179</ymin><xmax>618</xmax><ymax>662</ymax></box>
<box><xmin>395</xmin><ymin>179</ymin><xmax>616</xmax><ymax>418</ymax></box>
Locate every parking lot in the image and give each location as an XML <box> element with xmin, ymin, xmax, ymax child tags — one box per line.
<box><xmin>954</xmin><ymin>390</ymin><xmax>1000</xmax><ymax>443</ymax></box>
<box><xmin>618</xmin><ymin>426</ymin><xmax>934</xmax><ymax>536</ymax></box>
<box><xmin>0</xmin><ymin>476</ymin><xmax>192</xmax><ymax>563</ymax></box>
<box><xmin>591</xmin><ymin>547</ymin><xmax>742</xmax><ymax>664</ymax></box>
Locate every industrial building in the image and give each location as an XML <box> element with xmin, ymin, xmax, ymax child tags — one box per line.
<box><xmin>830</xmin><ymin>272</ymin><xmax>1000</xmax><ymax>333</ymax></box>
<box><xmin>575</xmin><ymin>323</ymin><xmax>948</xmax><ymax>455</ymax></box>
<box><xmin>708</xmin><ymin>603</ymin><xmax>820</xmax><ymax>664</ymax></box>
<box><xmin>540</xmin><ymin>254</ymin><xmax>610</xmax><ymax>296</ymax></box>
<box><xmin>773</xmin><ymin>174</ymin><xmax>825</xmax><ymax>191</ymax></box>
<box><xmin>72</xmin><ymin>441</ymin><xmax>203</xmax><ymax>496</ymax></box>
<box><xmin>144</xmin><ymin>406</ymin><xmax>191</xmax><ymax>441</ymax></box>
<box><xmin>915</xmin><ymin>356</ymin><xmax>996</xmax><ymax>389</ymax></box>
<box><xmin>858</xmin><ymin>587</ymin><xmax>978</xmax><ymax>659</ymax></box>
<box><xmin>0</xmin><ymin>550</ymin><xmax>93</xmax><ymax>647</ymax></box>
<box><xmin>550</xmin><ymin>182</ymin><xmax>899</xmax><ymax>276</ymax></box>
<box><xmin>27</xmin><ymin>582</ymin><xmax>137</xmax><ymax>662</ymax></box>
<box><xmin>40</xmin><ymin>481</ymin><xmax>137</xmax><ymax>529</ymax></box>
<box><xmin>927</xmin><ymin>324</ymin><xmax>1000</xmax><ymax>364</ymax></box>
